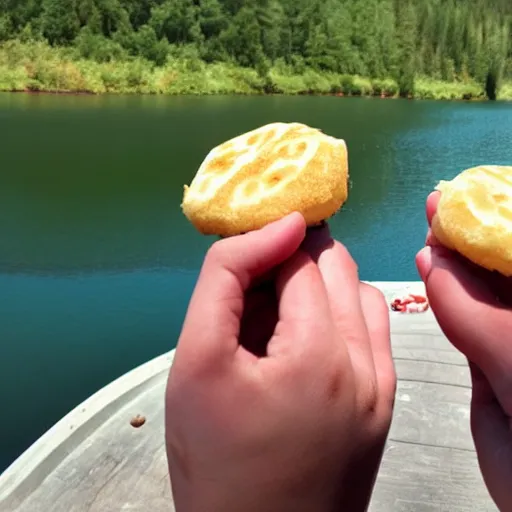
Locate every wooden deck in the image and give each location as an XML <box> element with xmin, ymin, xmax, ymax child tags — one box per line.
<box><xmin>0</xmin><ymin>282</ymin><xmax>498</xmax><ymax>511</ymax></box>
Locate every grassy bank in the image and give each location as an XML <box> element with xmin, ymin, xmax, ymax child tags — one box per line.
<box><xmin>1</xmin><ymin>40</ymin><xmax>511</xmax><ymax>101</ymax></box>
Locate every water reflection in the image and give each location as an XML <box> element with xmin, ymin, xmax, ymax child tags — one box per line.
<box><xmin>2</xmin><ymin>93</ymin><xmax>512</xmax><ymax>472</ymax></box>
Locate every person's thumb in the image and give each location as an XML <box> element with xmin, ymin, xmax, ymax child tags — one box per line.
<box><xmin>468</xmin><ymin>362</ymin><xmax>512</xmax><ymax>511</ymax></box>
<box><xmin>416</xmin><ymin>245</ymin><xmax>512</xmax><ymax>413</ymax></box>
<box><xmin>178</xmin><ymin>212</ymin><xmax>307</xmax><ymax>365</ymax></box>
<box><xmin>416</xmin><ymin>246</ymin><xmax>500</xmax><ymax>362</ymax></box>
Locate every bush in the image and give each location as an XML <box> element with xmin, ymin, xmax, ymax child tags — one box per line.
<box><xmin>0</xmin><ymin>65</ymin><xmax>27</xmax><ymax>91</ymax></box>
<box><xmin>498</xmin><ymin>82</ymin><xmax>512</xmax><ymax>100</ymax></box>
<box><xmin>0</xmin><ymin>38</ymin><xmax>505</xmax><ymax>100</ymax></box>
<box><xmin>371</xmin><ymin>78</ymin><xmax>398</xmax><ymax>97</ymax></box>
<box><xmin>414</xmin><ymin>77</ymin><xmax>484</xmax><ymax>100</ymax></box>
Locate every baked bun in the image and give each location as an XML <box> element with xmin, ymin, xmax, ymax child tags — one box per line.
<box><xmin>181</xmin><ymin>122</ymin><xmax>349</xmax><ymax>237</ymax></box>
<box><xmin>432</xmin><ymin>165</ymin><xmax>512</xmax><ymax>276</ymax></box>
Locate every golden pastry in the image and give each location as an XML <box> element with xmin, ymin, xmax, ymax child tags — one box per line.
<box><xmin>181</xmin><ymin>122</ymin><xmax>349</xmax><ymax>237</ymax></box>
<box><xmin>432</xmin><ymin>165</ymin><xmax>512</xmax><ymax>276</ymax></box>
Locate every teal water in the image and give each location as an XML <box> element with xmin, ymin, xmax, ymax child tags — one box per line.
<box><xmin>2</xmin><ymin>94</ymin><xmax>512</xmax><ymax>471</ymax></box>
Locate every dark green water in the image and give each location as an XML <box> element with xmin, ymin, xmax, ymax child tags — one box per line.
<box><xmin>2</xmin><ymin>93</ymin><xmax>512</xmax><ymax>472</ymax></box>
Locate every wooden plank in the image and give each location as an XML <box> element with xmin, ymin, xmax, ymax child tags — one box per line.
<box><xmin>370</xmin><ymin>441</ymin><xmax>497</xmax><ymax>511</ymax></box>
<box><xmin>391</xmin><ymin>380</ymin><xmax>473</xmax><ymax>451</ymax></box>
<box><xmin>391</xmin><ymin>332</ymin><xmax>467</xmax><ymax>366</ymax></box>
<box><xmin>390</xmin><ymin>316</ymin><xmax>467</xmax><ymax>367</ymax></box>
<box><xmin>394</xmin><ymin>359</ymin><xmax>471</xmax><ymax>388</ymax></box>
<box><xmin>390</xmin><ymin>310</ymin><xmax>443</xmax><ymax>333</ymax></box>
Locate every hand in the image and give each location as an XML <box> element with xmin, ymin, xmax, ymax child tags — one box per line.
<box><xmin>165</xmin><ymin>212</ymin><xmax>396</xmax><ymax>512</ymax></box>
<box><xmin>416</xmin><ymin>192</ymin><xmax>512</xmax><ymax>511</ymax></box>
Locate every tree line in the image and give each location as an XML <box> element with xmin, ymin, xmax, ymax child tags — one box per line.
<box><xmin>0</xmin><ymin>0</ymin><xmax>511</xmax><ymax>98</ymax></box>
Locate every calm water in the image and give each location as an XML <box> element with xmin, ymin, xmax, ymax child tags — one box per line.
<box><xmin>1</xmin><ymin>93</ymin><xmax>512</xmax><ymax>471</ymax></box>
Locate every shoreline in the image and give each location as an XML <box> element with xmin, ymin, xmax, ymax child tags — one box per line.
<box><xmin>0</xmin><ymin>88</ymin><xmax>500</xmax><ymax>102</ymax></box>
<box><xmin>2</xmin><ymin>40</ymin><xmax>510</xmax><ymax>102</ymax></box>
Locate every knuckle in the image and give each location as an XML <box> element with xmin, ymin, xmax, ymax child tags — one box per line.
<box><xmin>358</xmin><ymin>387</ymin><xmax>395</xmax><ymax>438</ymax></box>
<box><xmin>372</xmin><ymin>412</ymin><xmax>394</xmax><ymax>440</ymax></box>
<box><xmin>374</xmin><ymin>364</ymin><xmax>397</xmax><ymax>422</ymax></box>
<box><xmin>341</xmin><ymin>329</ymin><xmax>366</xmax><ymax>349</ymax></box>
<box><xmin>204</xmin><ymin>237</ymin><xmax>234</xmax><ymax>270</ymax></box>
<box><xmin>381</xmin><ymin>370</ymin><xmax>398</xmax><ymax>412</ymax></box>
<box><xmin>357</xmin><ymin>378</ymin><xmax>380</xmax><ymax>424</ymax></box>
<box><xmin>206</xmin><ymin>238</ymin><xmax>228</xmax><ymax>261</ymax></box>
<box><xmin>321</xmin><ymin>359</ymin><xmax>351</xmax><ymax>404</ymax></box>
<box><xmin>357</xmin><ymin>367</ymin><xmax>397</xmax><ymax>421</ymax></box>
<box><xmin>359</xmin><ymin>375</ymin><xmax>379</xmax><ymax>415</ymax></box>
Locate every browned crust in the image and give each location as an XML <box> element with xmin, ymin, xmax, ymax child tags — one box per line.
<box><xmin>181</xmin><ymin>124</ymin><xmax>349</xmax><ymax>237</ymax></box>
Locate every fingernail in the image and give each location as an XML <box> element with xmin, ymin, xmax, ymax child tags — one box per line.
<box><xmin>416</xmin><ymin>244</ymin><xmax>455</xmax><ymax>281</ymax></box>
<box><xmin>415</xmin><ymin>246</ymin><xmax>432</xmax><ymax>282</ymax></box>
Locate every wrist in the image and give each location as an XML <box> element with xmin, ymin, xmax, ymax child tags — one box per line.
<box><xmin>172</xmin><ymin>480</ymin><xmax>334</xmax><ymax>512</ymax></box>
<box><xmin>171</xmin><ymin>479</ymin><xmax>373</xmax><ymax>512</ymax></box>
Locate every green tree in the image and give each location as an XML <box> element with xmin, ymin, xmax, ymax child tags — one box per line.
<box><xmin>219</xmin><ymin>5</ymin><xmax>265</xmax><ymax>68</ymax></box>
<box><xmin>149</xmin><ymin>0</ymin><xmax>200</xmax><ymax>44</ymax></box>
<box><xmin>395</xmin><ymin>0</ymin><xmax>417</xmax><ymax>97</ymax></box>
<box><xmin>0</xmin><ymin>13</ymin><xmax>13</xmax><ymax>40</ymax></box>
<box><xmin>1</xmin><ymin>0</ymin><xmax>512</xmax><ymax>91</ymax></box>
<box><xmin>41</xmin><ymin>0</ymin><xmax>80</xmax><ymax>44</ymax></box>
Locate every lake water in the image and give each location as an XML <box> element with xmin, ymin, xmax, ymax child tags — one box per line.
<box><xmin>2</xmin><ymin>93</ymin><xmax>512</xmax><ymax>472</ymax></box>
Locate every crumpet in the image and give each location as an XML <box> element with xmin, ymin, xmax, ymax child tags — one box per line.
<box><xmin>432</xmin><ymin>165</ymin><xmax>512</xmax><ymax>276</ymax></box>
<box><xmin>181</xmin><ymin>122</ymin><xmax>349</xmax><ymax>237</ymax></box>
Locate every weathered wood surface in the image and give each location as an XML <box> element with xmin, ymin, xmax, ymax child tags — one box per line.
<box><xmin>0</xmin><ymin>282</ymin><xmax>498</xmax><ymax>511</ymax></box>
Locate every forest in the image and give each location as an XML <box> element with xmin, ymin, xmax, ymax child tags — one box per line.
<box><xmin>0</xmin><ymin>0</ymin><xmax>511</xmax><ymax>99</ymax></box>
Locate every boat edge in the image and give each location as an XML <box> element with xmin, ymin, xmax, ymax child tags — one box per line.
<box><xmin>0</xmin><ymin>349</ymin><xmax>176</xmax><ymax>508</ymax></box>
